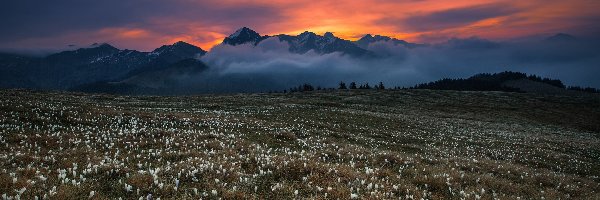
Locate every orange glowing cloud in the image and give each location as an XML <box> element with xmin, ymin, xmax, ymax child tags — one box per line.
<box><xmin>164</xmin><ymin>31</ymin><xmax>227</xmax><ymax>51</ymax></box>
<box><xmin>12</xmin><ymin>0</ymin><xmax>595</xmax><ymax>51</ymax></box>
<box><xmin>177</xmin><ymin>0</ymin><xmax>598</xmax><ymax>48</ymax></box>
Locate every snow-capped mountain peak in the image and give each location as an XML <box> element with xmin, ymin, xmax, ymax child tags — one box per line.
<box><xmin>223</xmin><ymin>27</ymin><xmax>264</xmax><ymax>46</ymax></box>
<box><xmin>229</xmin><ymin>27</ymin><xmax>256</xmax><ymax>38</ymax></box>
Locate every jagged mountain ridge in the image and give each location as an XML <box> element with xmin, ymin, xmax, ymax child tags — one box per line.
<box><xmin>222</xmin><ymin>27</ymin><xmax>270</xmax><ymax>46</ymax></box>
<box><xmin>355</xmin><ymin>34</ymin><xmax>423</xmax><ymax>49</ymax></box>
<box><xmin>278</xmin><ymin>31</ymin><xmax>371</xmax><ymax>57</ymax></box>
<box><xmin>220</xmin><ymin>27</ymin><xmax>419</xmax><ymax>57</ymax></box>
<box><xmin>0</xmin><ymin>41</ymin><xmax>206</xmax><ymax>89</ymax></box>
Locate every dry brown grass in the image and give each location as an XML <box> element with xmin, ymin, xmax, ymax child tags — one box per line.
<box><xmin>127</xmin><ymin>174</ymin><xmax>153</xmax><ymax>190</ymax></box>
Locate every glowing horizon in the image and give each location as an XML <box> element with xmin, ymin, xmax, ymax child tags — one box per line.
<box><xmin>1</xmin><ymin>0</ymin><xmax>599</xmax><ymax>51</ymax></box>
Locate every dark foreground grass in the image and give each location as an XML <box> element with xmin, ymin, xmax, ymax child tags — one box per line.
<box><xmin>0</xmin><ymin>89</ymin><xmax>599</xmax><ymax>199</ymax></box>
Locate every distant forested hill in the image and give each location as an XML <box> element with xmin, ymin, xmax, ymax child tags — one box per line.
<box><xmin>413</xmin><ymin>71</ymin><xmax>598</xmax><ymax>94</ymax></box>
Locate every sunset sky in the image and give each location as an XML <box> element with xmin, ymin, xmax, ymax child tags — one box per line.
<box><xmin>1</xmin><ymin>0</ymin><xmax>599</xmax><ymax>51</ymax></box>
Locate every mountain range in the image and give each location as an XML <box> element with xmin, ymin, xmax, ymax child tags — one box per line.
<box><xmin>0</xmin><ymin>27</ymin><xmax>584</xmax><ymax>95</ymax></box>
<box><xmin>0</xmin><ymin>27</ymin><xmax>420</xmax><ymax>93</ymax></box>
<box><xmin>0</xmin><ymin>41</ymin><xmax>206</xmax><ymax>90</ymax></box>
<box><xmin>221</xmin><ymin>27</ymin><xmax>421</xmax><ymax>57</ymax></box>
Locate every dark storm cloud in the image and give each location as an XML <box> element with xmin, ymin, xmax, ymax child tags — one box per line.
<box><xmin>0</xmin><ymin>0</ymin><xmax>283</xmax><ymax>42</ymax></box>
<box><xmin>381</xmin><ymin>3</ymin><xmax>520</xmax><ymax>32</ymax></box>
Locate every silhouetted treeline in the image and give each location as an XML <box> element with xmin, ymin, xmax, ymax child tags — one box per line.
<box><xmin>288</xmin><ymin>81</ymin><xmax>387</xmax><ymax>93</ymax></box>
<box><xmin>285</xmin><ymin>72</ymin><xmax>599</xmax><ymax>94</ymax></box>
<box><xmin>526</xmin><ymin>75</ymin><xmax>565</xmax><ymax>88</ymax></box>
<box><xmin>338</xmin><ymin>82</ymin><xmax>347</xmax><ymax>89</ymax></box>
<box><xmin>413</xmin><ymin>71</ymin><xmax>566</xmax><ymax>92</ymax></box>
<box><xmin>338</xmin><ymin>81</ymin><xmax>385</xmax><ymax>90</ymax></box>
<box><xmin>471</xmin><ymin>71</ymin><xmax>566</xmax><ymax>88</ymax></box>
<box><xmin>289</xmin><ymin>83</ymin><xmax>314</xmax><ymax>92</ymax></box>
